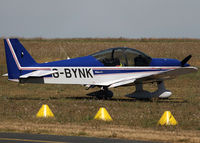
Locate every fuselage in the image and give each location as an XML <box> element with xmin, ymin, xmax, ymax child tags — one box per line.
<box><xmin>4</xmin><ymin>38</ymin><xmax>188</xmax><ymax>86</ymax></box>
<box><xmin>19</xmin><ymin>55</ymin><xmax>184</xmax><ymax>85</ymax></box>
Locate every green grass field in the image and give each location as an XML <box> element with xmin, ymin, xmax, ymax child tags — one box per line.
<box><xmin>0</xmin><ymin>38</ymin><xmax>199</xmax><ymax>142</ymax></box>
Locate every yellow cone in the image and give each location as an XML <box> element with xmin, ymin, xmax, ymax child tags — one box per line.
<box><xmin>36</xmin><ymin>104</ymin><xmax>54</xmax><ymax>118</ymax></box>
<box><xmin>158</xmin><ymin>111</ymin><xmax>178</xmax><ymax>126</ymax></box>
<box><xmin>94</xmin><ymin>107</ymin><xmax>112</xmax><ymax>121</ymax></box>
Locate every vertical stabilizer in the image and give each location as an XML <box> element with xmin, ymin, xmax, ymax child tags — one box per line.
<box><xmin>4</xmin><ymin>38</ymin><xmax>37</xmax><ymax>80</ymax></box>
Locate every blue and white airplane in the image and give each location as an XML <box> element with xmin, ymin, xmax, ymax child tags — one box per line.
<box><xmin>3</xmin><ymin>39</ymin><xmax>198</xmax><ymax>99</ymax></box>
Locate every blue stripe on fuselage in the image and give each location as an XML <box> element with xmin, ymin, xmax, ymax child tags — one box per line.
<box><xmin>17</xmin><ymin>56</ymin><xmax>103</xmax><ymax>77</ymax></box>
<box><xmin>150</xmin><ymin>58</ymin><xmax>181</xmax><ymax>66</ymax></box>
<box><xmin>35</xmin><ymin>56</ymin><xmax>104</xmax><ymax>67</ymax></box>
<box><xmin>93</xmin><ymin>69</ymin><xmax>168</xmax><ymax>75</ymax></box>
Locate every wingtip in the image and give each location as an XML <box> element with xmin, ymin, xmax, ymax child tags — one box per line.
<box><xmin>187</xmin><ymin>66</ymin><xmax>198</xmax><ymax>72</ymax></box>
<box><xmin>2</xmin><ymin>73</ymin><xmax>8</xmax><ymax>77</ymax></box>
<box><xmin>193</xmin><ymin>66</ymin><xmax>198</xmax><ymax>71</ymax></box>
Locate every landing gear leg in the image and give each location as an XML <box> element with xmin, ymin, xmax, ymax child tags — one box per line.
<box><xmin>126</xmin><ymin>84</ymin><xmax>151</xmax><ymax>99</ymax></box>
<box><xmin>126</xmin><ymin>81</ymin><xmax>172</xmax><ymax>99</ymax></box>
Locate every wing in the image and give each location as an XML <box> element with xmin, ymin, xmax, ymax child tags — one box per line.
<box><xmin>20</xmin><ymin>70</ymin><xmax>57</xmax><ymax>78</ymax></box>
<box><xmin>105</xmin><ymin>66</ymin><xmax>198</xmax><ymax>88</ymax></box>
<box><xmin>135</xmin><ymin>66</ymin><xmax>198</xmax><ymax>84</ymax></box>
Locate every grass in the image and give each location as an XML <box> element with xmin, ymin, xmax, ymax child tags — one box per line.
<box><xmin>0</xmin><ymin>38</ymin><xmax>199</xmax><ymax>142</ymax></box>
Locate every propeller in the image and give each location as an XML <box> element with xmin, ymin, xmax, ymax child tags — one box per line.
<box><xmin>180</xmin><ymin>55</ymin><xmax>192</xmax><ymax>67</ymax></box>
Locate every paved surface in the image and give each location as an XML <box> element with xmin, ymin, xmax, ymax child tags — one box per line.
<box><xmin>0</xmin><ymin>132</ymin><xmax>159</xmax><ymax>143</ymax></box>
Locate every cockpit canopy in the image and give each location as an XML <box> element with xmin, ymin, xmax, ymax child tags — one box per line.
<box><xmin>91</xmin><ymin>47</ymin><xmax>152</xmax><ymax>66</ymax></box>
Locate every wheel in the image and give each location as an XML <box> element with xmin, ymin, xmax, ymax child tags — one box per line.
<box><xmin>104</xmin><ymin>90</ymin><xmax>113</xmax><ymax>100</ymax></box>
<box><xmin>95</xmin><ymin>89</ymin><xmax>113</xmax><ymax>100</ymax></box>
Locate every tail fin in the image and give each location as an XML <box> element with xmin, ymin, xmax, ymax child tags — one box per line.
<box><xmin>4</xmin><ymin>38</ymin><xmax>37</xmax><ymax>80</ymax></box>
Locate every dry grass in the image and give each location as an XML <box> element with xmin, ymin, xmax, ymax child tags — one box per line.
<box><xmin>0</xmin><ymin>38</ymin><xmax>199</xmax><ymax>142</ymax></box>
<box><xmin>0</xmin><ymin>121</ymin><xmax>200</xmax><ymax>143</ymax></box>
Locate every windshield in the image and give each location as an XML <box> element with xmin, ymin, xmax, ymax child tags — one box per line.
<box><xmin>91</xmin><ymin>47</ymin><xmax>152</xmax><ymax>66</ymax></box>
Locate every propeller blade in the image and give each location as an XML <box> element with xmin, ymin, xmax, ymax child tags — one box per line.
<box><xmin>181</xmin><ymin>55</ymin><xmax>192</xmax><ymax>66</ymax></box>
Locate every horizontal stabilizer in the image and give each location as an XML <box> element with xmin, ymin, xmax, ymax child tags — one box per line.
<box><xmin>2</xmin><ymin>73</ymin><xmax>8</xmax><ymax>77</ymax></box>
<box><xmin>20</xmin><ymin>70</ymin><xmax>57</xmax><ymax>78</ymax></box>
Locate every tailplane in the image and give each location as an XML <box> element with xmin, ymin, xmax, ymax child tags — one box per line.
<box><xmin>4</xmin><ymin>39</ymin><xmax>37</xmax><ymax>80</ymax></box>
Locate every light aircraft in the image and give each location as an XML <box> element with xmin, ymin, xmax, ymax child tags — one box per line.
<box><xmin>3</xmin><ymin>39</ymin><xmax>198</xmax><ymax>99</ymax></box>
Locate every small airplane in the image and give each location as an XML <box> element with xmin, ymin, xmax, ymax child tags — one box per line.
<box><xmin>3</xmin><ymin>38</ymin><xmax>198</xmax><ymax>99</ymax></box>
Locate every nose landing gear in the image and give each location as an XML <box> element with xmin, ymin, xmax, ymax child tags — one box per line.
<box><xmin>126</xmin><ymin>81</ymin><xmax>172</xmax><ymax>99</ymax></box>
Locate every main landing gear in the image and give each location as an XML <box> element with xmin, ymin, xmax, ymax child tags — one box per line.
<box><xmin>87</xmin><ymin>86</ymin><xmax>113</xmax><ymax>100</ymax></box>
<box><xmin>87</xmin><ymin>81</ymin><xmax>171</xmax><ymax>100</ymax></box>
<box><xmin>126</xmin><ymin>81</ymin><xmax>172</xmax><ymax>99</ymax></box>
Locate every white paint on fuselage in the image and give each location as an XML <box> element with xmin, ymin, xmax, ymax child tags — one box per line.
<box><xmin>43</xmin><ymin>66</ymin><xmax>178</xmax><ymax>86</ymax></box>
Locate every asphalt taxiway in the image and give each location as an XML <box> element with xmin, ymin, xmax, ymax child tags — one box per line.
<box><xmin>0</xmin><ymin>132</ymin><xmax>159</xmax><ymax>143</ymax></box>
